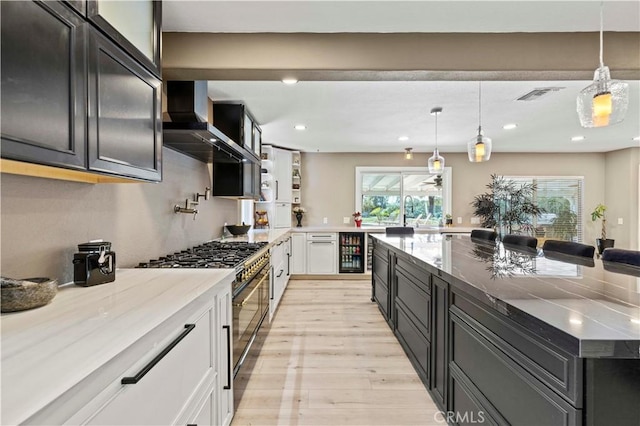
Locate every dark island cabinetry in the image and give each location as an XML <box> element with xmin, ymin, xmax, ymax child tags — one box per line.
<box><xmin>371</xmin><ymin>235</ymin><xmax>640</xmax><ymax>426</ymax></box>
<box><xmin>1</xmin><ymin>0</ymin><xmax>162</xmax><ymax>182</ymax></box>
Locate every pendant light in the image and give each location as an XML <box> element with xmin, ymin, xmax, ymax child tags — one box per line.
<box><xmin>576</xmin><ymin>0</ymin><xmax>629</xmax><ymax>127</ymax></box>
<box><xmin>428</xmin><ymin>107</ymin><xmax>445</xmax><ymax>174</ymax></box>
<box><xmin>468</xmin><ymin>82</ymin><xmax>492</xmax><ymax>162</ymax></box>
<box><xmin>404</xmin><ymin>147</ymin><xmax>413</xmax><ymax>160</ymax></box>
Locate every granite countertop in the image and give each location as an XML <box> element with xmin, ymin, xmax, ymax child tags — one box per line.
<box><xmin>1</xmin><ymin>268</ymin><xmax>235</xmax><ymax>425</ymax></box>
<box><xmin>372</xmin><ymin>233</ymin><xmax>640</xmax><ymax>358</ymax></box>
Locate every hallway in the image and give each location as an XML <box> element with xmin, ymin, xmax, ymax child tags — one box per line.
<box><xmin>232</xmin><ymin>279</ymin><xmax>441</xmax><ymax>425</ymax></box>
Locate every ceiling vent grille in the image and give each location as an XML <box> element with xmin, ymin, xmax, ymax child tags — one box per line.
<box><xmin>516</xmin><ymin>87</ymin><xmax>565</xmax><ymax>101</ymax></box>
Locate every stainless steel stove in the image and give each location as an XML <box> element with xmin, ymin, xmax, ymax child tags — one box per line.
<box><xmin>137</xmin><ymin>240</ymin><xmax>271</xmax><ymax>379</ymax></box>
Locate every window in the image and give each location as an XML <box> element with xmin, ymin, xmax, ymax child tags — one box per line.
<box><xmin>356</xmin><ymin>167</ymin><xmax>451</xmax><ymax>228</ymax></box>
<box><xmin>508</xmin><ymin>176</ymin><xmax>584</xmax><ymax>242</ymax></box>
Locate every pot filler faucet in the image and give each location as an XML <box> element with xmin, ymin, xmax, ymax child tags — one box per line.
<box><xmin>403</xmin><ymin>195</ymin><xmax>414</xmax><ymax>227</ymax></box>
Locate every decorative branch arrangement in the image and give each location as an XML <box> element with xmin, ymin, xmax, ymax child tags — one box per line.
<box><xmin>471</xmin><ymin>174</ymin><xmax>544</xmax><ymax>236</ymax></box>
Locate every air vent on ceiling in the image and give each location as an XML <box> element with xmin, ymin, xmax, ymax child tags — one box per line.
<box><xmin>516</xmin><ymin>87</ymin><xmax>565</xmax><ymax>101</ymax></box>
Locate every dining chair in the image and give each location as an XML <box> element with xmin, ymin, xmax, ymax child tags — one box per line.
<box><xmin>385</xmin><ymin>226</ymin><xmax>415</xmax><ymax>236</ymax></box>
<box><xmin>601</xmin><ymin>248</ymin><xmax>640</xmax><ymax>267</ymax></box>
<box><xmin>470</xmin><ymin>229</ymin><xmax>497</xmax><ymax>241</ymax></box>
<box><xmin>502</xmin><ymin>234</ymin><xmax>538</xmax><ymax>249</ymax></box>
<box><xmin>542</xmin><ymin>240</ymin><xmax>595</xmax><ymax>258</ymax></box>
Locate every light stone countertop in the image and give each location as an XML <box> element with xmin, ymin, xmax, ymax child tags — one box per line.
<box><xmin>1</xmin><ymin>268</ymin><xmax>235</xmax><ymax>425</ymax></box>
<box><xmin>290</xmin><ymin>226</ymin><xmax>479</xmax><ymax>233</ymax></box>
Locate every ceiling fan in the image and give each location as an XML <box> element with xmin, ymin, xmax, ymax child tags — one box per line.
<box><xmin>419</xmin><ymin>175</ymin><xmax>443</xmax><ymax>189</ymax></box>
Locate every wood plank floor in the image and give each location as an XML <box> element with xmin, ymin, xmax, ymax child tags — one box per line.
<box><xmin>232</xmin><ymin>279</ymin><xmax>442</xmax><ymax>426</ymax></box>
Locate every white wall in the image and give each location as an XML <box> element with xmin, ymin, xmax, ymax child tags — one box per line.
<box><xmin>0</xmin><ymin>148</ymin><xmax>238</xmax><ymax>284</ymax></box>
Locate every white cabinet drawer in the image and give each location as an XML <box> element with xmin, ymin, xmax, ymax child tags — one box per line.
<box><xmin>86</xmin><ymin>306</ymin><xmax>214</xmax><ymax>425</ymax></box>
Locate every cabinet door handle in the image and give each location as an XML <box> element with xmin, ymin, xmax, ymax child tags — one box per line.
<box><xmin>270</xmin><ymin>267</ymin><xmax>274</xmax><ymax>300</ymax></box>
<box><xmin>275</xmin><ymin>180</ymin><xmax>279</xmax><ymax>199</ymax></box>
<box><xmin>277</xmin><ymin>269</ymin><xmax>283</xmax><ymax>278</ymax></box>
<box><xmin>287</xmin><ymin>253</ymin><xmax>291</xmax><ymax>276</ymax></box>
<box><xmin>223</xmin><ymin>324</ymin><xmax>232</xmax><ymax>390</ymax></box>
<box><xmin>122</xmin><ymin>324</ymin><xmax>196</xmax><ymax>385</ymax></box>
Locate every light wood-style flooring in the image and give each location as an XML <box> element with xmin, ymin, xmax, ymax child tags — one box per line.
<box><xmin>232</xmin><ymin>279</ymin><xmax>441</xmax><ymax>426</ymax></box>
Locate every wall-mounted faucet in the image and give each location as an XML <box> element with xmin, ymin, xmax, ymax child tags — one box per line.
<box><xmin>174</xmin><ymin>199</ymin><xmax>198</xmax><ymax>220</ymax></box>
<box><xmin>194</xmin><ymin>187</ymin><xmax>210</xmax><ymax>203</ymax></box>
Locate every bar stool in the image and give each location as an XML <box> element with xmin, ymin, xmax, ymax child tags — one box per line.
<box><xmin>470</xmin><ymin>229</ymin><xmax>497</xmax><ymax>241</ymax></box>
<box><xmin>385</xmin><ymin>227</ymin><xmax>415</xmax><ymax>236</ymax></box>
<box><xmin>502</xmin><ymin>234</ymin><xmax>538</xmax><ymax>249</ymax></box>
<box><xmin>542</xmin><ymin>240</ymin><xmax>595</xmax><ymax>258</ymax></box>
<box><xmin>601</xmin><ymin>248</ymin><xmax>640</xmax><ymax>267</ymax></box>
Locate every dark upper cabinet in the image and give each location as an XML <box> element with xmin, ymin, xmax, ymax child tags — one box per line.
<box><xmin>86</xmin><ymin>0</ymin><xmax>161</xmax><ymax>78</ymax></box>
<box><xmin>212</xmin><ymin>103</ymin><xmax>261</xmax><ymax>161</ymax></box>
<box><xmin>1</xmin><ymin>0</ymin><xmax>87</xmax><ymax>170</ymax></box>
<box><xmin>212</xmin><ymin>158</ymin><xmax>260</xmax><ymax>199</ymax></box>
<box><xmin>1</xmin><ymin>0</ymin><xmax>162</xmax><ymax>182</ymax></box>
<box><xmin>87</xmin><ymin>28</ymin><xmax>162</xmax><ymax>181</ymax></box>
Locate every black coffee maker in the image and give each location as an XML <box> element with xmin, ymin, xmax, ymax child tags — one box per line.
<box><xmin>73</xmin><ymin>241</ymin><xmax>116</xmax><ymax>286</ymax></box>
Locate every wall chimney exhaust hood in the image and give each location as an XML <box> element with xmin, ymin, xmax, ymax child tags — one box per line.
<box><xmin>163</xmin><ymin>81</ymin><xmax>258</xmax><ymax>164</ymax></box>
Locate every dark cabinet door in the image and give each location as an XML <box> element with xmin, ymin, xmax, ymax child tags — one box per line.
<box><xmin>252</xmin><ymin>123</ymin><xmax>262</xmax><ymax>158</ymax></box>
<box><xmin>430</xmin><ymin>275</ymin><xmax>449</xmax><ymax>411</ymax></box>
<box><xmin>1</xmin><ymin>0</ymin><xmax>87</xmax><ymax>170</ymax></box>
<box><xmin>86</xmin><ymin>0</ymin><xmax>161</xmax><ymax>77</ymax></box>
<box><xmin>87</xmin><ymin>28</ymin><xmax>162</xmax><ymax>181</ymax></box>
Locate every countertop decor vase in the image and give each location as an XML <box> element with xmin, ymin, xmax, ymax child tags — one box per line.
<box><xmin>295</xmin><ymin>212</ymin><xmax>303</xmax><ymax>227</ymax></box>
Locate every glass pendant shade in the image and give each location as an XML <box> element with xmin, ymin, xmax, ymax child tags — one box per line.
<box><xmin>468</xmin><ymin>129</ymin><xmax>492</xmax><ymax>162</ymax></box>
<box><xmin>577</xmin><ymin>66</ymin><xmax>629</xmax><ymax>127</ymax></box>
<box><xmin>428</xmin><ymin>148</ymin><xmax>445</xmax><ymax>174</ymax></box>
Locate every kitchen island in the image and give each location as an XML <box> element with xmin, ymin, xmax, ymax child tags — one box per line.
<box><xmin>371</xmin><ymin>233</ymin><xmax>640</xmax><ymax>426</ymax></box>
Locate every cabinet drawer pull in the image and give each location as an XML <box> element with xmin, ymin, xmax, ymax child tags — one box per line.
<box><xmin>277</xmin><ymin>270</ymin><xmax>284</xmax><ymax>278</ymax></box>
<box><xmin>121</xmin><ymin>324</ymin><xmax>196</xmax><ymax>385</ymax></box>
<box><xmin>223</xmin><ymin>325</ymin><xmax>232</xmax><ymax>390</ymax></box>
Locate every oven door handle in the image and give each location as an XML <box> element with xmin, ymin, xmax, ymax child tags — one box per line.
<box><xmin>233</xmin><ymin>273</ymin><xmax>268</xmax><ymax>307</ymax></box>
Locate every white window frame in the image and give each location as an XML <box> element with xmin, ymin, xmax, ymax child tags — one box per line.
<box><xmin>355</xmin><ymin>166</ymin><xmax>452</xmax><ymax>225</ymax></box>
<box><xmin>505</xmin><ymin>175</ymin><xmax>584</xmax><ymax>242</ymax></box>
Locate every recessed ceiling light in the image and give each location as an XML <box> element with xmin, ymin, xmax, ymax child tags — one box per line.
<box><xmin>571</xmin><ymin>136</ymin><xmax>585</xmax><ymax>142</ymax></box>
<box><xmin>209</xmin><ymin>138</ymin><xmax>217</xmax><ymax>142</ymax></box>
<box><xmin>633</xmin><ymin>136</ymin><xmax>640</xmax><ymax>141</ymax></box>
<box><xmin>398</xmin><ymin>136</ymin><xmax>409</xmax><ymax>141</ymax></box>
<box><xmin>631</xmin><ymin>318</ymin><xmax>640</xmax><ymax>325</ymax></box>
<box><xmin>282</xmin><ymin>78</ymin><xmax>298</xmax><ymax>85</ymax></box>
<box><xmin>569</xmin><ymin>318</ymin><xmax>583</xmax><ymax>325</ymax></box>
<box><xmin>503</xmin><ymin>123</ymin><xmax>518</xmax><ymax>130</ymax></box>
<box><xmin>294</xmin><ymin>124</ymin><xmax>307</xmax><ymax>131</ymax></box>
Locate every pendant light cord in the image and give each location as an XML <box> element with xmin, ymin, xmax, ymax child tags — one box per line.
<box><xmin>434</xmin><ymin>112</ymin><xmax>438</xmax><ymax>150</ymax></box>
<box><xmin>478</xmin><ymin>81</ymin><xmax>482</xmax><ymax>132</ymax></box>
<box><xmin>599</xmin><ymin>0</ymin><xmax>604</xmax><ymax>68</ymax></box>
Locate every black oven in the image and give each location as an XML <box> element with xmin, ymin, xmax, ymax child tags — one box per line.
<box><xmin>232</xmin><ymin>253</ymin><xmax>270</xmax><ymax>377</ymax></box>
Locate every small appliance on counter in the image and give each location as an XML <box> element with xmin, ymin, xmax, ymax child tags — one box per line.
<box><xmin>73</xmin><ymin>241</ymin><xmax>116</xmax><ymax>286</ymax></box>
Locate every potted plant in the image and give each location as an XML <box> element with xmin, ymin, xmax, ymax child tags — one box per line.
<box><xmin>445</xmin><ymin>214</ymin><xmax>453</xmax><ymax>227</ymax></box>
<box><xmin>591</xmin><ymin>203</ymin><xmax>614</xmax><ymax>254</ymax></box>
<box><xmin>352</xmin><ymin>211</ymin><xmax>362</xmax><ymax>228</ymax></box>
<box><xmin>292</xmin><ymin>206</ymin><xmax>306</xmax><ymax>227</ymax></box>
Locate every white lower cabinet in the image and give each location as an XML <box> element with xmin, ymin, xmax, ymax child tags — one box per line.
<box><xmin>269</xmin><ymin>237</ymin><xmax>290</xmax><ymax>321</ymax></box>
<box><xmin>306</xmin><ymin>233</ymin><xmax>337</xmax><ymax>274</ymax></box>
<box><xmin>291</xmin><ymin>233</ymin><xmax>306</xmax><ymax>274</ymax></box>
<box><xmin>216</xmin><ymin>283</ymin><xmax>233</xmax><ymax>426</ymax></box>
<box><xmin>69</xmin><ymin>280</ymin><xmax>233</xmax><ymax>426</ymax></box>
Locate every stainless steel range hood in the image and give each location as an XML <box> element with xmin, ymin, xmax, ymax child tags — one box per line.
<box><xmin>163</xmin><ymin>81</ymin><xmax>257</xmax><ymax>163</ymax></box>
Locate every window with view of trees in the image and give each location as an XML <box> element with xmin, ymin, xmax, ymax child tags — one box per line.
<box><xmin>508</xmin><ymin>177</ymin><xmax>584</xmax><ymax>242</ymax></box>
<box><xmin>356</xmin><ymin>167</ymin><xmax>451</xmax><ymax>228</ymax></box>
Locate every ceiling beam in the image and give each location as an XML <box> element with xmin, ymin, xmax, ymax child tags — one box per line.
<box><xmin>162</xmin><ymin>32</ymin><xmax>640</xmax><ymax>81</ymax></box>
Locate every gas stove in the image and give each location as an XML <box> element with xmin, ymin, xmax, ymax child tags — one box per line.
<box><xmin>137</xmin><ymin>241</ymin><xmax>267</xmax><ymax>269</ymax></box>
